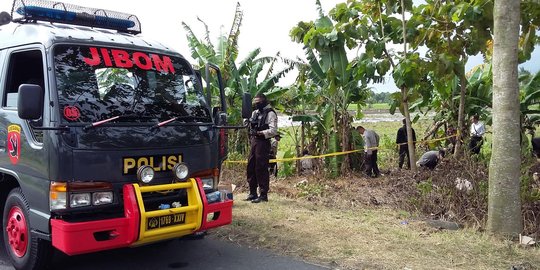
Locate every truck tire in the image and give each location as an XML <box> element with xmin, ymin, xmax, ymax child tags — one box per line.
<box><xmin>3</xmin><ymin>188</ymin><xmax>52</xmax><ymax>270</ymax></box>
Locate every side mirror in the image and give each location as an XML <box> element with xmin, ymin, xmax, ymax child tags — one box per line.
<box><xmin>0</xmin><ymin>12</ymin><xmax>11</xmax><ymax>26</ymax></box>
<box><xmin>241</xmin><ymin>92</ymin><xmax>252</xmax><ymax>119</ymax></box>
<box><xmin>18</xmin><ymin>84</ymin><xmax>43</xmax><ymax>120</ymax></box>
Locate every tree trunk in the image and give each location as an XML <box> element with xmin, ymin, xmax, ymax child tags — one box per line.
<box><xmin>297</xmin><ymin>122</ymin><xmax>304</xmax><ymax>176</ymax></box>
<box><xmin>421</xmin><ymin>120</ymin><xmax>446</xmax><ymax>142</ymax></box>
<box><xmin>400</xmin><ymin>0</ymin><xmax>416</xmax><ymax>171</ymax></box>
<box><xmin>340</xmin><ymin>110</ymin><xmax>351</xmax><ymax>174</ymax></box>
<box><xmin>402</xmin><ymin>87</ymin><xmax>416</xmax><ymax>171</ymax></box>
<box><xmin>454</xmin><ymin>70</ymin><xmax>467</xmax><ymax>157</ymax></box>
<box><xmin>301</xmin><ymin>121</ymin><xmax>305</xmax><ymax>154</ymax></box>
<box><xmin>329</xmin><ymin>108</ymin><xmax>340</xmax><ymax>176</ymax></box>
<box><xmin>487</xmin><ymin>0</ymin><xmax>522</xmax><ymax>236</ymax></box>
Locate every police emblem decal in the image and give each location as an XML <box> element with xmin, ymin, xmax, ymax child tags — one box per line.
<box><xmin>7</xmin><ymin>125</ymin><xmax>21</xmax><ymax>164</ymax></box>
<box><xmin>63</xmin><ymin>106</ymin><xmax>81</xmax><ymax>121</ymax></box>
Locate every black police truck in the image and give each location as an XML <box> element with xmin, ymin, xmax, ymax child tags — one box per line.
<box><xmin>0</xmin><ymin>1</ymin><xmax>250</xmax><ymax>269</ymax></box>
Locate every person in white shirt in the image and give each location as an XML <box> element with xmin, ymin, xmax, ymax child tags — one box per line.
<box><xmin>357</xmin><ymin>126</ymin><xmax>380</xmax><ymax>178</ymax></box>
<box><xmin>469</xmin><ymin>115</ymin><xmax>485</xmax><ymax>154</ymax></box>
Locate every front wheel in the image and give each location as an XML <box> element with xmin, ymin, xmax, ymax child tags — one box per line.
<box><xmin>3</xmin><ymin>188</ymin><xmax>51</xmax><ymax>270</ymax></box>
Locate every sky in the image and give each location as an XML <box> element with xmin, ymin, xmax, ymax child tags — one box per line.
<box><xmin>1</xmin><ymin>0</ymin><xmax>538</xmax><ymax>93</ymax></box>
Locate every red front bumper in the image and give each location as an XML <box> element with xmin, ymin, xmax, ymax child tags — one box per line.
<box><xmin>51</xmin><ymin>179</ymin><xmax>233</xmax><ymax>256</ymax></box>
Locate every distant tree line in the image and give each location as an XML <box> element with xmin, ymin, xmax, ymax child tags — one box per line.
<box><xmin>366</xmin><ymin>90</ymin><xmax>392</xmax><ymax>105</ymax></box>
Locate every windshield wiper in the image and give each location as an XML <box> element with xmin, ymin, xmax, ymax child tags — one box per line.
<box><xmin>83</xmin><ymin>114</ymin><xmax>153</xmax><ymax>131</ymax></box>
<box><xmin>150</xmin><ymin>116</ymin><xmax>211</xmax><ymax>130</ymax></box>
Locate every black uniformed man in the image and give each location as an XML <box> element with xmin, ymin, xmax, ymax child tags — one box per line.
<box><xmin>396</xmin><ymin>119</ymin><xmax>416</xmax><ymax>169</ymax></box>
<box><xmin>245</xmin><ymin>93</ymin><xmax>278</xmax><ymax>203</ymax></box>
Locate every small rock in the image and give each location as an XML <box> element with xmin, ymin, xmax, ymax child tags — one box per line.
<box><xmin>519</xmin><ymin>234</ymin><xmax>536</xmax><ymax>246</ymax></box>
<box><xmin>425</xmin><ymin>220</ymin><xmax>462</xmax><ymax>230</ymax></box>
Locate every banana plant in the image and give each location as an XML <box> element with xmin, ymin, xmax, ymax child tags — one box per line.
<box><xmin>182</xmin><ymin>2</ymin><xmax>293</xmax><ymax>154</ymax></box>
<box><xmin>519</xmin><ymin>69</ymin><xmax>540</xmax><ymax>137</ymax></box>
<box><xmin>290</xmin><ymin>0</ymin><xmax>370</xmax><ymax>175</ymax></box>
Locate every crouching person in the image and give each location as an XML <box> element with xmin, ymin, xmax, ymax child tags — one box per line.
<box><xmin>416</xmin><ymin>149</ymin><xmax>445</xmax><ymax>170</ymax></box>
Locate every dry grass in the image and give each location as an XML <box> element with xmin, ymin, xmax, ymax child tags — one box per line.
<box><xmin>212</xmin><ymin>197</ymin><xmax>540</xmax><ymax>270</ymax></box>
<box><xmin>212</xmin><ymin>166</ymin><xmax>540</xmax><ymax>270</ymax></box>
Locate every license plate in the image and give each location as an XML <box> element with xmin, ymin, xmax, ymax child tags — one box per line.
<box><xmin>147</xmin><ymin>213</ymin><xmax>186</xmax><ymax>230</ymax></box>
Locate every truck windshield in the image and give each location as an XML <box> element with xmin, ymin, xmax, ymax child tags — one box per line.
<box><xmin>54</xmin><ymin>45</ymin><xmax>211</xmax><ymax>124</ymax></box>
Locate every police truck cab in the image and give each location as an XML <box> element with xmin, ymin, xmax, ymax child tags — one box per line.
<box><xmin>0</xmin><ymin>1</ymin><xmax>250</xmax><ymax>269</ymax></box>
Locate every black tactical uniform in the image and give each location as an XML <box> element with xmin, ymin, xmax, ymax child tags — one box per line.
<box><xmin>246</xmin><ymin>103</ymin><xmax>277</xmax><ymax>203</ymax></box>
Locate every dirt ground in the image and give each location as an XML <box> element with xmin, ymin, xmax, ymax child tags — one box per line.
<box><xmin>212</xmin><ymin>159</ymin><xmax>540</xmax><ymax>269</ymax></box>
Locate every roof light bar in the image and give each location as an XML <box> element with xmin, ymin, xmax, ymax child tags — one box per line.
<box><xmin>11</xmin><ymin>0</ymin><xmax>141</xmax><ymax>34</ymax></box>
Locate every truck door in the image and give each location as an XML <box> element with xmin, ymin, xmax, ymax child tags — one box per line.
<box><xmin>0</xmin><ymin>46</ymin><xmax>51</xmax><ymax>234</ymax></box>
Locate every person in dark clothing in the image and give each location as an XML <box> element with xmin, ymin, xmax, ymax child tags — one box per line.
<box><xmin>416</xmin><ymin>149</ymin><xmax>445</xmax><ymax>170</ymax></box>
<box><xmin>396</xmin><ymin>119</ymin><xmax>416</xmax><ymax>169</ymax></box>
<box><xmin>532</xmin><ymin>137</ymin><xmax>540</xmax><ymax>159</ymax></box>
<box><xmin>245</xmin><ymin>94</ymin><xmax>278</xmax><ymax>203</ymax></box>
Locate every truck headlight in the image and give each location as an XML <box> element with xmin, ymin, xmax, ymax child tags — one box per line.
<box><xmin>50</xmin><ymin>182</ymin><xmax>67</xmax><ymax>210</ymax></box>
<box><xmin>137</xmin><ymin>165</ymin><xmax>155</xmax><ymax>184</ymax></box>
<box><xmin>93</xmin><ymin>191</ymin><xmax>113</xmax><ymax>205</ymax></box>
<box><xmin>70</xmin><ymin>193</ymin><xmax>91</xmax><ymax>208</ymax></box>
<box><xmin>173</xmin><ymin>162</ymin><xmax>189</xmax><ymax>181</ymax></box>
<box><xmin>50</xmin><ymin>181</ymin><xmax>114</xmax><ymax>211</ymax></box>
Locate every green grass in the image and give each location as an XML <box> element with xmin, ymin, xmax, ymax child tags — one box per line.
<box><xmin>273</xmin><ymin>119</ymin><xmax>437</xmax><ymax>172</ymax></box>
<box><xmin>272</xmin><ymin>112</ymin><xmax>497</xmax><ymax>172</ymax></box>
<box><xmin>276</xmin><ymin>118</ymin><xmax>434</xmax><ymax>155</ymax></box>
<box><xmin>347</xmin><ymin>103</ymin><xmax>391</xmax><ymax>111</ymax></box>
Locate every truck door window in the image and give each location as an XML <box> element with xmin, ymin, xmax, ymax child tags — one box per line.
<box><xmin>3</xmin><ymin>49</ymin><xmax>45</xmax><ymax>143</ymax></box>
<box><xmin>53</xmin><ymin>45</ymin><xmax>211</xmax><ymax>124</ymax></box>
<box><xmin>3</xmin><ymin>50</ymin><xmax>45</xmax><ymax>108</ymax></box>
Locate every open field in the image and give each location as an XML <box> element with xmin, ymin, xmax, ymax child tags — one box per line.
<box><xmin>348</xmin><ymin>103</ymin><xmax>391</xmax><ymax>111</ymax></box>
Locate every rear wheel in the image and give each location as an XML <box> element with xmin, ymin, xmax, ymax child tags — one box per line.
<box><xmin>3</xmin><ymin>188</ymin><xmax>51</xmax><ymax>270</ymax></box>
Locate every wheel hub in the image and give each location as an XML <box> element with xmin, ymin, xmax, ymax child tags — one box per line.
<box><xmin>6</xmin><ymin>206</ymin><xmax>28</xmax><ymax>257</ymax></box>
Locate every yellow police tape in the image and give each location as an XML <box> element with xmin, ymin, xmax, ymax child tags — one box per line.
<box><xmin>224</xmin><ymin>132</ymin><xmax>460</xmax><ymax>164</ymax></box>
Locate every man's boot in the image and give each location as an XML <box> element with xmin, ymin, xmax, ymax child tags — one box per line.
<box><xmin>244</xmin><ymin>194</ymin><xmax>258</xmax><ymax>201</ymax></box>
<box><xmin>251</xmin><ymin>194</ymin><xmax>268</xmax><ymax>203</ymax></box>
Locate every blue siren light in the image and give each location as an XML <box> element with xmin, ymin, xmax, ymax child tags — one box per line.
<box><xmin>11</xmin><ymin>0</ymin><xmax>141</xmax><ymax>34</ymax></box>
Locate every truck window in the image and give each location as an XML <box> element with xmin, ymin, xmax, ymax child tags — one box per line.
<box><xmin>3</xmin><ymin>49</ymin><xmax>45</xmax><ymax>143</ymax></box>
<box><xmin>53</xmin><ymin>45</ymin><xmax>211</xmax><ymax>124</ymax></box>
<box><xmin>3</xmin><ymin>50</ymin><xmax>45</xmax><ymax>108</ymax></box>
